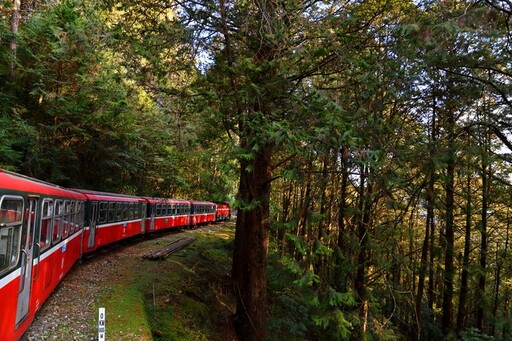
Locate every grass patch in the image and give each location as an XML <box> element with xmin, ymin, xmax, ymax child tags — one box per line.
<box><xmin>96</xmin><ymin>223</ymin><xmax>237</xmax><ymax>340</ymax></box>
<box><xmin>101</xmin><ymin>280</ymin><xmax>152</xmax><ymax>340</ymax></box>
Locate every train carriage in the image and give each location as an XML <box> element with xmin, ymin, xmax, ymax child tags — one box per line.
<box><xmin>189</xmin><ymin>201</ymin><xmax>216</xmax><ymax>226</ymax></box>
<box><xmin>74</xmin><ymin>189</ymin><xmax>147</xmax><ymax>254</ymax></box>
<box><xmin>144</xmin><ymin>198</ymin><xmax>191</xmax><ymax>232</ymax></box>
<box><xmin>0</xmin><ymin>169</ymin><xmax>86</xmax><ymax>341</ymax></box>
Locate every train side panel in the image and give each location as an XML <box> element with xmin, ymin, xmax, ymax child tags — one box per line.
<box><xmin>92</xmin><ymin>219</ymin><xmax>144</xmax><ymax>250</ymax></box>
<box><xmin>0</xmin><ymin>169</ymin><xmax>85</xmax><ymax>341</ymax></box>
<box><xmin>144</xmin><ymin>198</ymin><xmax>191</xmax><ymax>232</ymax></box>
<box><xmin>30</xmin><ymin>230</ymin><xmax>83</xmax><ymax>313</ymax></box>
<box><xmin>75</xmin><ymin>190</ymin><xmax>146</xmax><ymax>254</ymax></box>
<box><xmin>190</xmin><ymin>201</ymin><xmax>216</xmax><ymax>226</ymax></box>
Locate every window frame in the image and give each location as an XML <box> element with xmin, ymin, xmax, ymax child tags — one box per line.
<box><xmin>0</xmin><ymin>195</ymin><xmax>24</xmax><ymax>276</ymax></box>
<box><xmin>39</xmin><ymin>199</ymin><xmax>53</xmax><ymax>251</ymax></box>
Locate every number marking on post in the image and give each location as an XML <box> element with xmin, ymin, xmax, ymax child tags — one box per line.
<box><xmin>98</xmin><ymin>307</ymin><xmax>106</xmax><ymax>340</ymax></box>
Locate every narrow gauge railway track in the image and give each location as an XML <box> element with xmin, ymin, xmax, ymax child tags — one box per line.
<box><xmin>23</xmin><ymin>225</ymin><xmax>212</xmax><ymax>341</ymax></box>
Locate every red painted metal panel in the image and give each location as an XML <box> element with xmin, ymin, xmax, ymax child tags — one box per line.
<box><xmin>0</xmin><ymin>170</ymin><xmax>85</xmax><ymax>200</ymax></box>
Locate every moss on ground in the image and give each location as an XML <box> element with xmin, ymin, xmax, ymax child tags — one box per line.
<box><xmin>97</xmin><ymin>223</ymin><xmax>237</xmax><ymax>341</ymax></box>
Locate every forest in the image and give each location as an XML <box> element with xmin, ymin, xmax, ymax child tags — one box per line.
<box><xmin>1</xmin><ymin>0</ymin><xmax>512</xmax><ymax>340</ymax></box>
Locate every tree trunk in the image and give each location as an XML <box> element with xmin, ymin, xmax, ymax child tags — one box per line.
<box><xmin>314</xmin><ymin>156</ymin><xmax>329</xmax><ymax>284</ymax></box>
<box><xmin>416</xmin><ymin>101</ymin><xmax>437</xmax><ymax>333</ymax></box>
<box><xmin>355</xmin><ymin>164</ymin><xmax>372</xmax><ymax>339</ymax></box>
<box><xmin>476</xmin><ymin>126</ymin><xmax>489</xmax><ymax>332</ymax></box>
<box><xmin>502</xmin><ymin>213</ymin><xmax>511</xmax><ymax>339</ymax></box>
<box><xmin>335</xmin><ymin>145</ymin><xmax>350</xmax><ymax>292</ymax></box>
<box><xmin>232</xmin><ymin>142</ymin><xmax>272</xmax><ymax>341</ymax></box>
<box><xmin>10</xmin><ymin>0</ymin><xmax>21</xmax><ymax>82</ymax></box>
<box><xmin>493</xmin><ymin>209</ymin><xmax>509</xmax><ymax>337</ymax></box>
<box><xmin>427</xmin><ymin>85</ymin><xmax>438</xmax><ymax>316</ymax></box>
<box><xmin>278</xmin><ymin>181</ymin><xmax>292</xmax><ymax>256</ymax></box>
<box><xmin>456</xmin><ymin>172</ymin><xmax>472</xmax><ymax>335</ymax></box>
<box><xmin>416</xmin><ymin>174</ymin><xmax>434</xmax><ymax>339</ymax></box>
<box><xmin>441</xmin><ymin>106</ymin><xmax>456</xmax><ymax>336</ymax></box>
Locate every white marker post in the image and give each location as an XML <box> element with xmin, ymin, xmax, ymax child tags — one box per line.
<box><xmin>98</xmin><ymin>307</ymin><xmax>106</xmax><ymax>340</ymax></box>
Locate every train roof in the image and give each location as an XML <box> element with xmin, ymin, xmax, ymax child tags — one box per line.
<box><xmin>142</xmin><ymin>197</ymin><xmax>191</xmax><ymax>205</ymax></box>
<box><xmin>189</xmin><ymin>200</ymin><xmax>216</xmax><ymax>205</ymax></box>
<box><xmin>71</xmin><ymin>188</ymin><xmax>145</xmax><ymax>202</ymax></box>
<box><xmin>0</xmin><ymin>168</ymin><xmax>86</xmax><ymax>199</ymax></box>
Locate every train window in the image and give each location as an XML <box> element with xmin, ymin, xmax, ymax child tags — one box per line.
<box><xmin>123</xmin><ymin>203</ymin><xmax>129</xmax><ymax>220</ymax></box>
<box><xmin>156</xmin><ymin>204</ymin><xmax>162</xmax><ymax>217</ymax></box>
<box><xmin>129</xmin><ymin>203</ymin><xmax>133</xmax><ymax>219</ymax></box>
<box><xmin>0</xmin><ymin>196</ymin><xmax>23</xmax><ymax>275</ymax></box>
<box><xmin>98</xmin><ymin>202</ymin><xmax>108</xmax><ymax>224</ymax></box>
<box><xmin>108</xmin><ymin>202</ymin><xmax>115</xmax><ymax>222</ymax></box>
<box><xmin>79</xmin><ymin>201</ymin><xmax>85</xmax><ymax>229</ymax></box>
<box><xmin>70</xmin><ymin>201</ymin><xmax>77</xmax><ymax>234</ymax></box>
<box><xmin>39</xmin><ymin>199</ymin><xmax>53</xmax><ymax>251</ymax></box>
<box><xmin>62</xmin><ymin>201</ymin><xmax>71</xmax><ymax>238</ymax></box>
<box><xmin>116</xmin><ymin>202</ymin><xmax>123</xmax><ymax>221</ymax></box>
<box><xmin>53</xmin><ymin>200</ymin><xmax>63</xmax><ymax>243</ymax></box>
<box><xmin>75</xmin><ymin>201</ymin><xmax>82</xmax><ymax>231</ymax></box>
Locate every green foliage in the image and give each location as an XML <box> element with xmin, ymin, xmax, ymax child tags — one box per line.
<box><xmin>267</xmin><ymin>251</ymin><xmax>359</xmax><ymax>341</ymax></box>
<box><xmin>460</xmin><ymin>328</ymin><xmax>493</xmax><ymax>341</ymax></box>
<box><xmin>0</xmin><ymin>113</ymin><xmax>37</xmax><ymax>170</ymax></box>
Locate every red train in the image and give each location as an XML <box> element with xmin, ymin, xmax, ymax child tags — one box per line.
<box><xmin>0</xmin><ymin>169</ymin><xmax>231</xmax><ymax>340</ymax></box>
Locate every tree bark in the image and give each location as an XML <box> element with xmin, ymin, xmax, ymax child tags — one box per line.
<box><xmin>335</xmin><ymin>145</ymin><xmax>350</xmax><ymax>292</ymax></box>
<box><xmin>493</xmin><ymin>209</ymin><xmax>509</xmax><ymax>337</ymax></box>
<box><xmin>232</xmin><ymin>142</ymin><xmax>272</xmax><ymax>341</ymax></box>
<box><xmin>355</xmin><ymin>164</ymin><xmax>372</xmax><ymax>339</ymax></box>
<box><xmin>456</xmin><ymin>172</ymin><xmax>472</xmax><ymax>335</ymax></box>
<box><xmin>416</xmin><ymin>174</ymin><xmax>434</xmax><ymax>339</ymax></box>
<box><xmin>10</xmin><ymin>0</ymin><xmax>21</xmax><ymax>82</ymax></box>
<box><xmin>476</xmin><ymin>124</ymin><xmax>489</xmax><ymax>332</ymax></box>
<box><xmin>441</xmin><ymin>105</ymin><xmax>456</xmax><ymax>336</ymax></box>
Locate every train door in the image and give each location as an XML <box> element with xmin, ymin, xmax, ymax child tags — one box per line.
<box><xmin>16</xmin><ymin>196</ymin><xmax>38</xmax><ymax>327</ymax></box>
<box><xmin>88</xmin><ymin>202</ymin><xmax>98</xmax><ymax>249</ymax></box>
<box><xmin>149</xmin><ymin>204</ymin><xmax>156</xmax><ymax>231</ymax></box>
<box><xmin>140</xmin><ymin>202</ymin><xmax>146</xmax><ymax>233</ymax></box>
